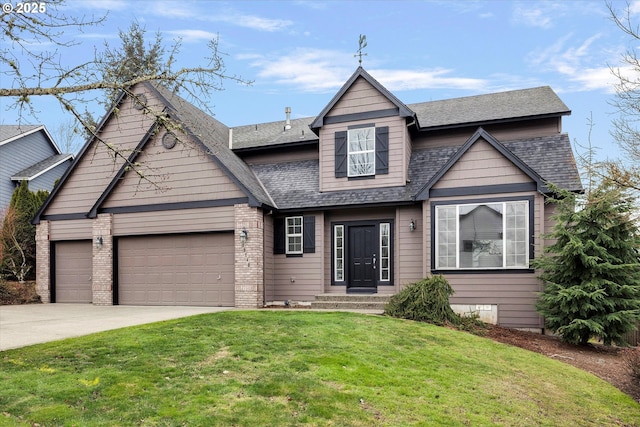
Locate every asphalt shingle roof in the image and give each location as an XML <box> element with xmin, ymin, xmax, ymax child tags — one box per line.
<box><xmin>0</xmin><ymin>125</ymin><xmax>42</xmax><ymax>143</ymax></box>
<box><xmin>11</xmin><ymin>154</ymin><xmax>73</xmax><ymax>180</ymax></box>
<box><xmin>251</xmin><ymin>133</ymin><xmax>582</xmax><ymax>211</ymax></box>
<box><xmin>229</xmin><ymin>86</ymin><xmax>570</xmax><ymax>151</ymax></box>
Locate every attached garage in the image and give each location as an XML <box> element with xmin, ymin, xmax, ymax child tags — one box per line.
<box><xmin>53</xmin><ymin>240</ymin><xmax>93</xmax><ymax>303</ymax></box>
<box><xmin>116</xmin><ymin>232</ymin><xmax>234</xmax><ymax>306</ymax></box>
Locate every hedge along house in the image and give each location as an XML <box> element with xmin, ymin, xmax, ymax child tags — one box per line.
<box><xmin>33</xmin><ymin>67</ymin><xmax>582</xmax><ymax>330</ymax></box>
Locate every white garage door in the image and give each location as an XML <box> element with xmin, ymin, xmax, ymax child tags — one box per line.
<box><xmin>117</xmin><ymin>233</ymin><xmax>234</xmax><ymax>306</ymax></box>
<box><xmin>54</xmin><ymin>240</ymin><xmax>93</xmax><ymax>303</ymax></box>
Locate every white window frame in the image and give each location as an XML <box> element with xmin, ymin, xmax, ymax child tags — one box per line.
<box><xmin>435</xmin><ymin>200</ymin><xmax>529</xmax><ymax>270</ymax></box>
<box><xmin>334</xmin><ymin>225</ymin><xmax>344</xmax><ymax>282</ymax></box>
<box><xmin>286</xmin><ymin>216</ymin><xmax>303</xmax><ymax>255</ymax></box>
<box><xmin>379</xmin><ymin>222</ymin><xmax>391</xmax><ymax>282</ymax></box>
<box><xmin>347</xmin><ymin>126</ymin><xmax>375</xmax><ymax>177</ymax></box>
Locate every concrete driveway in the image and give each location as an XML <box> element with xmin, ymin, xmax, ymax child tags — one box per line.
<box><xmin>0</xmin><ymin>304</ymin><xmax>233</xmax><ymax>351</ymax></box>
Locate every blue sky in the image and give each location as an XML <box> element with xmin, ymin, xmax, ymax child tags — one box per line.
<box><xmin>2</xmin><ymin>0</ymin><xmax>638</xmax><ymax>164</ymax></box>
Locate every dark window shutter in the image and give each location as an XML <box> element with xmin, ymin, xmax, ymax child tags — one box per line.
<box><xmin>335</xmin><ymin>131</ymin><xmax>348</xmax><ymax>178</ymax></box>
<box><xmin>273</xmin><ymin>217</ymin><xmax>285</xmax><ymax>254</ymax></box>
<box><xmin>375</xmin><ymin>126</ymin><xmax>389</xmax><ymax>175</ymax></box>
<box><xmin>303</xmin><ymin>215</ymin><xmax>315</xmax><ymax>253</ymax></box>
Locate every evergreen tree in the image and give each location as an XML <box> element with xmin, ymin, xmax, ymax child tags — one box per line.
<box><xmin>0</xmin><ymin>181</ymin><xmax>48</xmax><ymax>282</ymax></box>
<box><xmin>534</xmin><ymin>182</ymin><xmax>640</xmax><ymax>345</ymax></box>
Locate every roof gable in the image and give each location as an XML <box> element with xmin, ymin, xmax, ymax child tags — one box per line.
<box><xmin>310</xmin><ymin>67</ymin><xmax>414</xmax><ymax>131</ymax></box>
<box><xmin>0</xmin><ymin>125</ymin><xmax>62</xmax><ymax>154</ymax></box>
<box><xmin>415</xmin><ymin>128</ymin><xmax>547</xmax><ymax>200</ymax></box>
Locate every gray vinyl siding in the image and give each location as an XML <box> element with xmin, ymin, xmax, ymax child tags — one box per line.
<box><xmin>103</xmin><ymin>129</ymin><xmax>245</xmax><ymax>208</ymax></box>
<box><xmin>0</xmin><ymin>129</ymin><xmax>57</xmax><ymax>207</ymax></box>
<box><xmin>44</xmin><ymin>88</ymin><xmax>160</xmax><ymax>215</ymax></box>
<box><xmin>271</xmin><ymin>212</ymin><xmax>324</xmax><ymax>301</ymax></box>
<box><xmin>28</xmin><ymin>160</ymin><xmax>72</xmax><ymax>193</ymax></box>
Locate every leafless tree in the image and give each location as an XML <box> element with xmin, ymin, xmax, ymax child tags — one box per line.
<box><xmin>1</xmin><ymin>0</ymin><xmax>249</xmax><ymax>186</ymax></box>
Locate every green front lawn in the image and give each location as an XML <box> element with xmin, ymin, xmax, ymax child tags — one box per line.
<box><xmin>0</xmin><ymin>311</ymin><xmax>638</xmax><ymax>426</ymax></box>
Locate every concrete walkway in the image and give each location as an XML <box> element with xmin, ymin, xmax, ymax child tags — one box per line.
<box><xmin>0</xmin><ymin>304</ymin><xmax>233</xmax><ymax>351</ymax></box>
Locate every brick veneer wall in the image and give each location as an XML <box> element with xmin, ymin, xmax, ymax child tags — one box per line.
<box><xmin>35</xmin><ymin>220</ymin><xmax>51</xmax><ymax>303</ymax></box>
<box><xmin>234</xmin><ymin>204</ymin><xmax>264</xmax><ymax>308</ymax></box>
<box><xmin>92</xmin><ymin>213</ymin><xmax>113</xmax><ymax>305</ymax></box>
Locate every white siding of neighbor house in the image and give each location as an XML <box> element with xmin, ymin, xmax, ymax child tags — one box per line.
<box><xmin>44</xmin><ymin>88</ymin><xmax>160</xmax><ymax>215</ymax></box>
<box><xmin>319</xmin><ymin>77</ymin><xmax>408</xmax><ymax>192</ymax></box>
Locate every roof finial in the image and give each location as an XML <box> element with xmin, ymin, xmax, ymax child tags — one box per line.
<box><xmin>354</xmin><ymin>34</ymin><xmax>368</xmax><ymax>66</ymax></box>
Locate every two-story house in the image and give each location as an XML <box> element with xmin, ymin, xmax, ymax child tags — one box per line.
<box><xmin>33</xmin><ymin>67</ymin><xmax>581</xmax><ymax>330</ymax></box>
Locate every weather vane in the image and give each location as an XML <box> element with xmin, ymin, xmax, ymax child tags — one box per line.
<box><xmin>354</xmin><ymin>34</ymin><xmax>368</xmax><ymax>65</ymax></box>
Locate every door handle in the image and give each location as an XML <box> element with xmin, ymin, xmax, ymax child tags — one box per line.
<box><xmin>372</xmin><ymin>253</ymin><xmax>376</xmax><ymax>269</ymax></box>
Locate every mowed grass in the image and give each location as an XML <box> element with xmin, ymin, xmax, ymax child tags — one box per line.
<box><xmin>0</xmin><ymin>311</ymin><xmax>638</xmax><ymax>426</ymax></box>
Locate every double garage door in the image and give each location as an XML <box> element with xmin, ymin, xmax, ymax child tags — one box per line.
<box><xmin>54</xmin><ymin>233</ymin><xmax>234</xmax><ymax>306</ymax></box>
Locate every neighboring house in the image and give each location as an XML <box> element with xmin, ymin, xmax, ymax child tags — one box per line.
<box><xmin>33</xmin><ymin>67</ymin><xmax>582</xmax><ymax>330</ymax></box>
<box><xmin>0</xmin><ymin>125</ymin><xmax>73</xmax><ymax>210</ymax></box>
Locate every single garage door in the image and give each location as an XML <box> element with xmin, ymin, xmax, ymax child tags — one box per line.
<box><xmin>117</xmin><ymin>233</ymin><xmax>234</xmax><ymax>306</ymax></box>
<box><xmin>54</xmin><ymin>240</ymin><xmax>93</xmax><ymax>303</ymax></box>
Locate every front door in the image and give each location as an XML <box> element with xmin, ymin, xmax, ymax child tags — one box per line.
<box><xmin>348</xmin><ymin>225</ymin><xmax>377</xmax><ymax>293</ymax></box>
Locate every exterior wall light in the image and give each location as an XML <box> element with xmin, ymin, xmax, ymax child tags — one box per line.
<box><xmin>240</xmin><ymin>228</ymin><xmax>248</xmax><ymax>244</ymax></box>
<box><xmin>95</xmin><ymin>236</ymin><xmax>103</xmax><ymax>248</ymax></box>
<box><xmin>409</xmin><ymin>219</ymin><xmax>416</xmax><ymax>232</ymax></box>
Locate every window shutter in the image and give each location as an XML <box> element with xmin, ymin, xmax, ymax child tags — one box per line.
<box><xmin>273</xmin><ymin>217</ymin><xmax>285</xmax><ymax>254</ymax></box>
<box><xmin>335</xmin><ymin>131</ymin><xmax>347</xmax><ymax>178</ymax></box>
<box><xmin>375</xmin><ymin>126</ymin><xmax>389</xmax><ymax>175</ymax></box>
<box><xmin>303</xmin><ymin>215</ymin><xmax>315</xmax><ymax>253</ymax></box>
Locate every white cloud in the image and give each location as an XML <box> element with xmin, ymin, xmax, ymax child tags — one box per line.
<box><xmin>243</xmin><ymin>48</ymin><xmax>488</xmax><ymax>94</ymax></box>
<box><xmin>526</xmin><ymin>33</ymin><xmax>621</xmax><ymax>91</ymax></box>
<box><xmin>165</xmin><ymin>29</ymin><xmax>218</xmax><ymax>43</ymax></box>
<box><xmin>512</xmin><ymin>5</ymin><xmax>553</xmax><ymax>29</ymax></box>
<box><xmin>370</xmin><ymin>69</ymin><xmax>488</xmax><ymax>92</ymax></box>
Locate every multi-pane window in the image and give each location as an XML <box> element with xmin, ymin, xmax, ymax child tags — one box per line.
<box><xmin>435</xmin><ymin>201</ymin><xmax>529</xmax><ymax>269</ymax></box>
<box><xmin>348</xmin><ymin>127</ymin><xmax>375</xmax><ymax>177</ymax></box>
<box><xmin>334</xmin><ymin>225</ymin><xmax>344</xmax><ymax>281</ymax></box>
<box><xmin>286</xmin><ymin>216</ymin><xmax>303</xmax><ymax>254</ymax></box>
<box><xmin>380</xmin><ymin>223</ymin><xmax>390</xmax><ymax>281</ymax></box>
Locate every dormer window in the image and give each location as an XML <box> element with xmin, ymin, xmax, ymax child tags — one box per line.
<box><xmin>348</xmin><ymin>126</ymin><xmax>375</xmax><ymax>177</ymax></box>
<box><xmin>335</xmin><ymin>125</ymin><xmax>389</xmax><ymax>178</ymax></box>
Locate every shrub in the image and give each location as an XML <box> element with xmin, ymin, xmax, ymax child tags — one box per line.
<box><xmin>385</xmin><ymin>275</ymin><xmax>460</xmax><ymax>326</ymax></box>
